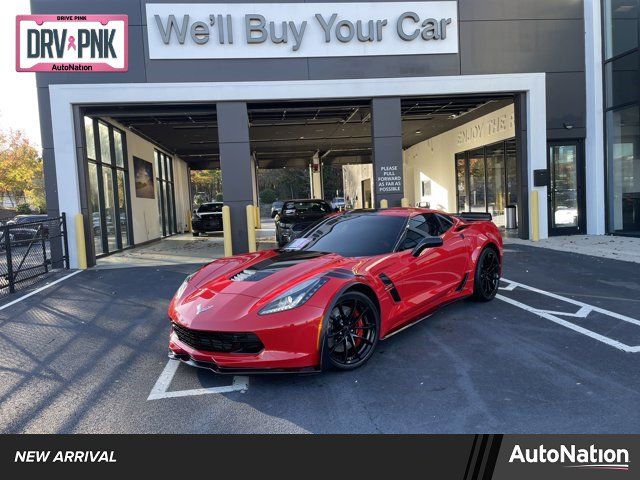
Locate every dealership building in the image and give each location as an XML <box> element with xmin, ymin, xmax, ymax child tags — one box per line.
<box><xmin>24</xmin><ymin>0</ymin><xmax>638</xmax><ymax>268</ymax></box>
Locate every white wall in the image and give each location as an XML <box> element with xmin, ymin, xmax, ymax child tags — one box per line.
<box><xmin>342</xmin><ymin>164</ymin><xmax>374</xmax><ymax>208</ymax></box>
<box><xmin>403</xmin><ymin>104</ymin><xmax>515</xmax><ymax>212</ymax></box>
<box><xmin>108</xmin><ymin>118</ymin><xmax>191</xmax><ymax>244</ymax></box>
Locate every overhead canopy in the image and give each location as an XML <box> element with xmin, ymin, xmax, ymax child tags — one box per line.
<box><xmin>89</xmin><ymin>95</ymin><xmax>513</xmax><ymax>170</ymax></box>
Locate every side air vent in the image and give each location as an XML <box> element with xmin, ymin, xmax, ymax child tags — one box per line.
<box><xmin>379</xmin><ymin>273</ymin><xmax>401</xmax><ymax>302</ymax></box>
<box><xmin>455</xmin><ymin>272</ymin><xmax>469</xmax><ymax>292</ymax></box>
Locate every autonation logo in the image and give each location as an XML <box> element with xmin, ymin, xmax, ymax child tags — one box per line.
<box><xmin>509</xmin><ymin>444</ymin><xmax>630</xmax><ymax>471</ymax></box>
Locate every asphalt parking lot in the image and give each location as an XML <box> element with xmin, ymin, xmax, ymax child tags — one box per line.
<box><xmin>0</xmin><ymin>244</ymin><xmax>639</xmax><ymax>433</ymax></box>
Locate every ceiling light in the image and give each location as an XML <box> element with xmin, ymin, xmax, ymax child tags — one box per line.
<box><xmin>415</xmin><ymin>130</ymin><xmax>422</xmax><ymax>135</ymax></box>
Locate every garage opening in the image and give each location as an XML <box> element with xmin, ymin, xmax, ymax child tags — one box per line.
<box><xmin>247</xmin><ymin>99</ymin><xmax>373</xmax><ymax>214</ymax></box>
<box><xmin>79</xmin><ymin>104</ymin><xmax>221</xmax><ymax>266</ymax></box>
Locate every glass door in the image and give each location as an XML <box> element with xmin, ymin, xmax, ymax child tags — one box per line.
<box><xmin>548</xmin><ymin>141</ymin><xmax>585</xmax><ymax>235</ymax></box>
<box><xmin>468</xmin><ymin>148</ymin><xmax>486</xmax><ymax>213</ymax></box>
<box><xmin>485</xmin><ymin>143</ymin><xmax>506</xmax><ymax>227</ymax></box>
<box><xmin>83</xmin><ymin>116</ymin><xmax>133</xmax><ymax>258</ymax></box>
<box><xmin>455</xmin><ymin>153</ymin><xmax>468</xmax><ymax>212</ymax></box>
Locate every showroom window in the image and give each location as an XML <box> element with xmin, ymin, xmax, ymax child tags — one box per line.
<box><xmin>154</xmin><ymin>149</ymin><xmax>177</xmax><ymax>237</ymax></box>
<box><xmin>83</xmin><ymin>117</ymin><xmax>133</xmax><ymax>256</ymax></box>
<box><xmin>604</xmin><ymin>0</ymin><xmax>639</xmax><ymax>59</ymax></box>
<box><xmin>603</xmin><ymin>0</ymin><xmax>640</xmax><ymax>235</ymax></box>
<box><xmin>454</xmin><ymin>139</ymin><xmax>517</xmax><ymax>228</ymax></box>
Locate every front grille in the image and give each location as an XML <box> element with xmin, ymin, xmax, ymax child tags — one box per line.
<box><xmin>172</xmin><ymin>323</ymin><xmax>264</xmax><ymax>354</ymax></box>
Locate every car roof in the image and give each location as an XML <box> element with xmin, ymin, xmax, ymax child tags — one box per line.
<box><xmin>283</xmin><ymin>198</ymin><xmax>328</xmax><ymax>202</ymax></box>
<box><xmin>199</xmin><ymin>202</ymin><xmax>223</xmax><ymax>206</ymax></box>
<box><xmin>345</xmin><ymin>207</ymin><xmax>444</xmax><ymax>217</ymax></box>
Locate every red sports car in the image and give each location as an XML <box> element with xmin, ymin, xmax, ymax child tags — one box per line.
<box><xmin>168</xmin><ymin>208</ymin><xmax>502</xmax><ymax>373</ymax></box>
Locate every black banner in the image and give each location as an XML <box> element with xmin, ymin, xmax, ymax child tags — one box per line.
<box><xmin>1</xmin><ymin>435</ymin><xmax>636</xmax><ymax>477</ymax></box>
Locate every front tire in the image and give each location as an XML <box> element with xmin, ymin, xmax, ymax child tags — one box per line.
<box><xmin>472</xmin><ymin>247</ymin><xmax>501</xmax><ymax>302</ymax></box>
<box><xmin>192</xmin><ymin>231</ymin><xmax>200</xmax><ymax>237</ymax></box>
<box><xmin>322</xmin><ymin>291</ymin><xmax>379</xmax><ymax>371</ymax></box>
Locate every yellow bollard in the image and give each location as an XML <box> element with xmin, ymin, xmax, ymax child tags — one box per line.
<box><xmin>186</xmin><ymin>208</ymin><xmax>192</xmax><ymax>233</ymax></box>
<box><xmin>222</xmin><ymin>205</ymin><xmax>233</xmax><ymax>256</ymax></box>
<box><xmin>74</xmin><ymin>213</ymin><xmax>87</xmax><ymax>270</ymax></box>
<box><xmin>254</xmin><ymin>205</ymin><xmax>262</xmax><ymax>230</ymax></box>
<box><xmin>530</xmin><ymin>190</ymin><xmax>540</xmax><ymax>241</ymax></box>
<box><xmin>380</xmin><ymin>199</ymin><xmax>388</xmax><ymax>209</ymax></box>
<box><xmin>246</xmin><ymin>204</ymin><xmax>257</xmax><ymax>253</ymax></box>
<box><xmin>401</xmin><ymin>198</ymin><xmax>410</xmax><ymax>207</ymax></box>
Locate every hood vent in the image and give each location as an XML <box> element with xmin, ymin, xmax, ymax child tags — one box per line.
<box><xmin>230</xmin><ymin>269</ymin><xmax>276</xmax><ymax>282</ymax></box>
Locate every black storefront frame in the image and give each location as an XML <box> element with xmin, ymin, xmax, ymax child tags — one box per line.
<box><xmin>547</xmin><ymin>139</ymin><xmax>587</xmax><ymax>236</ymax></box>
<box><xmin>82</xmin><ymin>117</ymin><xmax>135</xmax><ymax>259</ymax></box>
<box><xmin>454</xmin><ymin>138</ymin><xmax>518</xmax><ymax>230</ymax></box>
<box><xmin>155</xmin><ymin>149</ymin><xmax>178</xmax><ymax>237</ymax></box>
<box><xmin>601</xmin><ymin>0</ymin><xmax>640</xmax><ymax>237</ymax></box>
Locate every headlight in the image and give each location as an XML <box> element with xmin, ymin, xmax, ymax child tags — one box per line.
<box><xmin>175</xmin><ymin>272</ymin><xmax>196</xmax><ymax>300</ymax></box>
<box><xmin>259</xmin><ymin>277</ymin><xmax>328</xmax><ymax>315</ymax></box>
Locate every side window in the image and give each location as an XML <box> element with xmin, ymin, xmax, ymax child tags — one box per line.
<box><xmin>410</xmin><ymin>214</ymin><xmax>442</xmax><ymax>236</ymax></box>
<box><xmin>400</xmin><ymin>229</ymin><xmax>423</xmax><ymax>250</ymax></box>
<box><xmin>436</xmin><ymin>214</ymin><xmax>454</xmax><ymax>234</ymax></box>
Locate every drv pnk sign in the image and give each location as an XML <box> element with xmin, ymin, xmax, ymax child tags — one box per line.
<box><xmin>16</xmin><ymin>15</ymin><xmax>128</xmax><ymax>72</ymax></box>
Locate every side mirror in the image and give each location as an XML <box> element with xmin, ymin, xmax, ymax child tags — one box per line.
<box><xmin>411</xmin><ymin>236</ymin><xmax>443</xmax><ymax>257</ymax></box>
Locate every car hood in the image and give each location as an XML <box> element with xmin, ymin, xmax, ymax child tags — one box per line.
<box><xmin>171</xmin><ymin>249</ymin><xmax>355</xmax><ymax>327</ymax></box>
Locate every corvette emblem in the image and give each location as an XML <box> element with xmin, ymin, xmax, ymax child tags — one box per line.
<box><xmin>196</xmin><ymin>304</ymin><xmax>213</xmax><ymax>315</ymax></box>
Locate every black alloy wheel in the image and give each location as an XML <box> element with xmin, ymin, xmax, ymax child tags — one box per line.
<box><xmin>473</xmin><ymin>247</ymin><xmax>501</xmax><ymax>301</ymax></box>
<box><xmin>323</xmin><ymin>291</ymin><xmax>379</xmax><ymax>370</ymax></box>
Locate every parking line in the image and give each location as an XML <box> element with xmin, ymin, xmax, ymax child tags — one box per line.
<box><xmin>497</xmin><ymin>277</ymin><xmax>640</xmax><ymax>353</ymax></box>
<box><xmin>0</xmin><ymin>270</ymin><xmax>82</xmax><ymax>311</ymax></box>
<box><xmin>147</xmin><ymin>359</ymin><xmax>249</xmax><ymax>400</ymax></box>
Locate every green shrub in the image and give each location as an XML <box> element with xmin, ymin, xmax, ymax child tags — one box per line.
<box><xmin>259</xmin><ymin>188</ymin><xmax>277</xmax><ymax>204</ymax></box>
<box><xmin>16</xmin><ymin>203</ymin><xmax>31</xmax><ymax>214</ymax></box>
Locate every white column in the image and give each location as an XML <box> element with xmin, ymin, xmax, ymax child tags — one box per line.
<box><xmin>310</xmin><ymin>152</ymin><xmax>323</xmax><ymax>199</ymax></box>
<box><xmin>584</xmin><ymin>0</ymin><xmax>606</xmax><ymax>234</ymax></box>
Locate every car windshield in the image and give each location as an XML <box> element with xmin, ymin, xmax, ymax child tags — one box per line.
<box><xmin>285</xmin><ymin>213</ymin><xmax>407</xmax><ymax>257</ymax></box>
<box><xmin>197</xmin><ymin>204</ymin><xmax>222</xmax><ymax>213</ymax></box>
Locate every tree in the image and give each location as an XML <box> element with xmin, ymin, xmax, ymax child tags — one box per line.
<box><xmin>190</xmin><ymin>169</ymin><xmax>222</xmax><ymax>204</ymax></box>
<box><xmin>259</xmin><ymin>188</ymin><xmax>277</xmax><ymax>204</ymax></box>
<box><xmin>0</xmin><ymin>129</ymin><xmax>44</xmax><ymax>209</ymax></box>
<box><xmin>322</xmin><ymin>164</ymin><xmax>344</xmax><ymax>200</ymax></box>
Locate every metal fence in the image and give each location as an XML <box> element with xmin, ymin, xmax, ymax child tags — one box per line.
<box><xmin>0</xmin><ymin>214</ymin><xmax>69</xmax><ymax>295</ymax></box>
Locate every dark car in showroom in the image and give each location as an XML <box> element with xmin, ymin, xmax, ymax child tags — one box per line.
<box><xmin>275</xmin><ymin>199</ymin><xmax>335</xmax><ymax>247</ymax></box>
<box><xmin>192</xmin><ymin>202</ymin><xmax>223</xmax><ymax>236</ymax></box>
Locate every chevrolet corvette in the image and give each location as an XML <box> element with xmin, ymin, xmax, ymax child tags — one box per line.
<box><xmin>168</xmin><ymin>208</ymin><xmax>503</xmax><ymax>373</ymax></box>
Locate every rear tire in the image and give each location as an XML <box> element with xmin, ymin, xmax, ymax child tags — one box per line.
<box><xmin>472</xmin><ymin>247</ymin><xmax>501</xmax><ymax>302</ymax></box>
<box><xmin>322</xmin><ymin>291</ymin><xmax>379</xmax><ymax>371</ymax></box>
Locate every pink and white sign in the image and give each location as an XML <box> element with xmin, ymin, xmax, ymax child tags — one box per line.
<box><xmin>16</xmin><ymin>15</ymin><xmax>128</xmax><ymax>72</ymax></box>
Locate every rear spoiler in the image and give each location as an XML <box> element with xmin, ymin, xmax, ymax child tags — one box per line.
<box><xmin>453</xmin><ymin>212</ymin><xmax>493</xmax><ymax>222</ymax></box>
